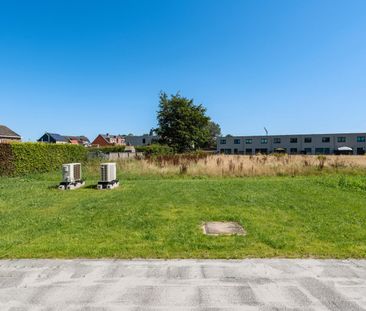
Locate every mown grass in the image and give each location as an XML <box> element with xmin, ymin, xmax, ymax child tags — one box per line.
<box><xmin>0</xmin><ymin>165</ymin><xmax>366</xmax><ymax>259</ymax></box>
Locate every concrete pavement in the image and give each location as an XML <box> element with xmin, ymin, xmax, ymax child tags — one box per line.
<box><xmin>0</xmin><ymin>259</ymin><xmax>365</xmax><ymax>310</ymax></box>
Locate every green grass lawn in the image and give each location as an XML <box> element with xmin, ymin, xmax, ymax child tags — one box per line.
<box><xmin>0</xmin><ymin>171</ymin><xmax>366</xmax><ymax>259</ymax></box>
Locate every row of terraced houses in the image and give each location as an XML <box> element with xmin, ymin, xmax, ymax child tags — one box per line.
<box><xmin>217</xmin><ymin>133</ymin><xmax>366</xmax><ymax>155</ymax></box>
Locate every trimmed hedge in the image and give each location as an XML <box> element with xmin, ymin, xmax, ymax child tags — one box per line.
<box><xmin>0</xmin><ymin>143</ymin><xmax>14</xmax><ymax>176</ymax></box>
<box><xmin>0</xmin><ymin>143</ymin><xmax>87</xmax><ymax>176</ymax></box>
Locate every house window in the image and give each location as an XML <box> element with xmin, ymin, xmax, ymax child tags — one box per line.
<box><xmin>290</xmin><ymin>137</ymin><xmax>298</xmax><ymax>143</ymax></box>
<box><xmin>234</xmin><ymin>148</ymin><xmax>239</xmax><ymax>154</ymax></box>
<box><xmin>290</xmin><ymin>148</ymin><xmax>298</xmax><ymax>154</ymax></box>
<box><xmin>245</xmin><ymin>139</ymin><xmax>252</xmax><ymax>144</ymax></box>
<box><xmin>261</xmin><ymin>138</ymin><xmax>268</xmax><ymax>144</ymax></box>
<box><xmin>304</xmin><ymin>137</ymin><xmax>312</xmax><ymax>143</ymax></box>
<box><xmin>357</xmin><ymin>136</ymin><xmax>366</xmax><ymax>143</ymax></box>
<box><xmin>304</xmin><ymin>148</ymin><xmax>312</xmax><ymax>154</ymax></box>
<box><xmin>337</xmin><ymin>137</ymin><xmax>346</xmax><ymax>143</ymax></box>
<box><xmin>315</xmin><ymin>148</ymin><xmax>323</xmax><ymax>154</ymax></box>
<box><xmin>220</xmin><ymin>139</ymin><xmax>226</xmax><ymax>144</ymax></box>
<box><xmin>225</xmin><ymin>149</ymin><xmax>232</xmax><ymax>154</ymax></box>
<box><xmin>220</xmin><ymin>149</ymin><xmax>225</xmax><ymax>154</ymax></box>
<box><xmin>322</xmin><ymin>137</ymin><xmax>330</xmax><ymax>143</ymax></box>
<box><xmin>273</xmin><ymin>138</ymin><xmax>281</xmax><ymax>144</ymax></box>
<box><xmin>245</xmin><ymin>148</ymin><xmax>252</xmax><ymax>155</ymax></box>
<box><xmin>142</xmin><ymin>138</ymin><xmax>146</xmax><ymax>144</ymax></box>
<box><xmin>234</xmin><ymin>139</ymin><xmax>240</xmax><ymax>144</ymax></box>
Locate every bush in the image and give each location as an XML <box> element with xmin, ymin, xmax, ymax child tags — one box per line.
<box><xmin>135</xmin><ymin>144</ymin><xmax>174</xmax><ymax>156</ymax></box>
<box><xmin>89</xmin><ymin>145</ymin><xmax>126</xmax><ymax>153</ymax></box>
<box><xmin>317</xmin><ymin>155</ymin><xmax>327</xmax><ymax>170</ymax></box>
<box><xmin>0</xmin><ymin>143</ymin><xmax>87</xmax><ymax>176</ymax></box>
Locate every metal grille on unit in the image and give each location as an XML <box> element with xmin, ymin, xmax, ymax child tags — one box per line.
<box><xmin>73</xmin><ymin>164</ymin><xmax>81</xmax><ymax>180</ymax></box>
<box><xmin>101</xmin><ymin>165</ymin><xmax>108</xmax><ymax>181</ymax></box>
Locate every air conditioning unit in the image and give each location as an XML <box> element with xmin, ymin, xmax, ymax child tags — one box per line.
<box><xmin>58</xmin><ymin>163</ymin><xmax>85</xmax><ymax>190</ymax></box>
<box><xmin>97</xmin><ymin>163</ymin><xmax>119</xmax><ymax>189</ymax></box>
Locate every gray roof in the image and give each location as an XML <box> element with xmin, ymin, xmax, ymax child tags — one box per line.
<box><xmin>221</xmin><ymin>132</ymin><xmax>366</xmax><ymax>139</ymax></box>
<box><xmin>0</xmin><ymin>125</ymin><xmax>21</xmax><ymax>138</ymax></box>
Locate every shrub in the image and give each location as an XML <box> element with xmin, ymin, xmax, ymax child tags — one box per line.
<box><xmin>0</xmin><ymin>143</ymin><xmax>87</xmax><ymax>176</ymax></box>
<box><xmin>317</xmin><ymin>155</ymin><xmax>327</xmax><ymax>170</ymax></box>
<box><xmin>144</xmin><ymin>152</ymin><xmax>210</xmax><ymax>168</ymax></box>
<box><xmin>89</xmin><ymin>145</ymin><xmax>126</xmax><ymax>153</ymax></box>
<box><xmin>135</xmin><ymin>144</ymin><xmax>174</xmax><ymax>156</ymax></box>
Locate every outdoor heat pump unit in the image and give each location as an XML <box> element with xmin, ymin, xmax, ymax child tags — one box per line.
<box><xmin>97</xmin><ymin>163</ymin><xmax>119</xmax><ymax>189</ymax></box>
<box><xmin>58</xmin><ymin>163</ymin><xmax>85</xmax><ymax>190</ymax></box>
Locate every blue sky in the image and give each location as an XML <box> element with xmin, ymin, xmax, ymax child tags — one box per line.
<box><xmin>1</xmin><ymin>0</ymin><xmax>365</xmax><ymax>141</ymax></box>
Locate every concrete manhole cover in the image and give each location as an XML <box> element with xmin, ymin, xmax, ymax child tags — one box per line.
<box><xmin>202</xmin><ymin>222</ymin><xmax>246</xmax><ymax>236</ymax></box>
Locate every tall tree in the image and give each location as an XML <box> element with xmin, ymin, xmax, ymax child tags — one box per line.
<box><xmin>206</xmin><ymin>121</ymin><xmax>222</xmax><ymax>149</ymax></box>
<box><xmin>156</xmin><ymin>92</ymin><xmax>211</xmax><ymax>152</ymax></box>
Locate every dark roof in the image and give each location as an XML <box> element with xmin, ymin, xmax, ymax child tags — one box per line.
<box><xmin>46</xmin><ymin>133</ymin><xmax>67</xmax><ymax>142</ymax></box>
<box><xmin>0</xmin><ymin>125</ymin><xmax>21</xmax><ymax>138</ymax></box>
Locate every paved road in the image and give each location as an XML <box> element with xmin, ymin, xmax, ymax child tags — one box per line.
<box><xmin>0</xmin><ymin>259</ymin><xmax>365</xmax><ymax>310</ymax></box>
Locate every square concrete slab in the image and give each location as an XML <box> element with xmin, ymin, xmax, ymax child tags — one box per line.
<box><xmin>202</xmin><ymin>222</ymin><xmax>246</xmax><ymax>236</ymax></box>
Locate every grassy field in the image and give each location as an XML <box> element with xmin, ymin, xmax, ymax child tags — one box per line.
<box><xmin>0</xmin><ymin>158</ymin><xmax>366</xmax><ymax>259</ymax></box>
<box><xmin>107</xmin><ymin>154</ymin><xmax>366</xmax><ymax>177</ymax></box>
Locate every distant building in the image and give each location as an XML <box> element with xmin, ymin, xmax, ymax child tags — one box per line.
<box><xmin>217</xmin><ymin>132</ymin><xmax>366</xmax><ymax>155</ymax></box>
<box><xmin>38</xmin><ymin>133</ymin><xmax>67</xmax><ymax>144</ymax></box>
<box><xmin>124</xmin><ymin>135</ymin><xmax>158</xmax><ymax>146</ymax></box>
<box><xmin>91</xmin><ymin>134</ymin><xmax>125</xmax><ymax>147</ymax></box>
<box><xmin>38</xmin><ymin>133</ymin><xmax>90</xmax><ymax>145</ymax></box>
<box><xmin>0</xmin><ymin>125</ymin><xmax>21</xmax><ymax>143</ymax></box>
<box><xmin>63</xmin><ymin>135</ymin><xmax>90</xmax><ymax>145</ymax></box>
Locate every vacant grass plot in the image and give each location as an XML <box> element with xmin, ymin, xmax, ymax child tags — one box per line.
<box><xmin>0</xmin><ymin>171</ymin><xmax>366</xmax><ymax>259</ymax></box>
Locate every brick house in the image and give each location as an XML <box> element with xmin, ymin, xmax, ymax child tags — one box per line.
<box><xmin>0</xmin><ymin>125</ymin><xmax>21</xmax><ymax>143</ymax></box>
<box><xmin>91</xmin><ymin>134</ymin><xmax>125</xmax><ymax>147</ymax></box>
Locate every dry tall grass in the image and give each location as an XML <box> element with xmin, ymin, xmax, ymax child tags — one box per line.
<box><xmin>87</xmin><ymin>154</ymin><xmax>366</xmax><ymax>177</ymax></box>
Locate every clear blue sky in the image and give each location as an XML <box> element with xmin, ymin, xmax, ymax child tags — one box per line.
<box><xmin>1</xmin><ymin>0</ymin><xmax>365</xmax><ymax>141</ymax></box>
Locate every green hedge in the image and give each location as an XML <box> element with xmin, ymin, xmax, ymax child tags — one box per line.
<box><xmin>0</xmin><ymin>143</ymin><xmax>87</xmax><ymax>176</ymax></box>
<box><xmin>0</xmin><ymin>143</ymin><xmax>14</xmax><ymax>176</ymax></box>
